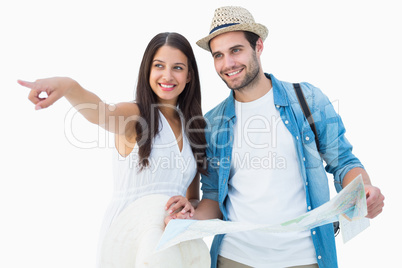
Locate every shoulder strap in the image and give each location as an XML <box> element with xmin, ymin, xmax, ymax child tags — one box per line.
<box><xmin>293</xmin><ymin>83</ymin><xmax>319</xmax><ymax>149</ymax></box>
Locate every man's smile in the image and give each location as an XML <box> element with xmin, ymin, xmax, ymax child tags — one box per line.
<box><xmin>225</xmin><ymin>68</ymin><xmax>244</xmax><ymax>78</ymax></box>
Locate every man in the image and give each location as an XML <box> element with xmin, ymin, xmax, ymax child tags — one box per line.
<box><xmin>192</xmin><ymin>6</ymin><xmax>385</xmax><ymax>268</ymax></box>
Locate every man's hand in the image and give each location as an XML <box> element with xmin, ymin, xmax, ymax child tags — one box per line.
<box><xmin>365</xmin><ymin>185</ymin><xmax>385</xmax><ymax>219</ymax></box>
<box><xmin>342</xmin><ymin>168</ymin><xmax>385</xmax><ymax>219</ymax></box>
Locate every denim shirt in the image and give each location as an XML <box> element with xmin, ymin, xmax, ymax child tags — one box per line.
<box><xmin>200</xmin><ymin>73</ymin><xmax>364</xmax><ymax>268</ymax></box>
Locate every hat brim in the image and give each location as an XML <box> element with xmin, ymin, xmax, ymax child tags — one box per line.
<box><xmin>196</xmin><ymin>23</ymin><xmax>268</xmax><ymax>52</ymax></box>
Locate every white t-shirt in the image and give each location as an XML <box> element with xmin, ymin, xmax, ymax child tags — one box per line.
<box><xmin>219</xmin><ymin>89</ymin><xmax>317</xmax><ymax>267</ymax></box>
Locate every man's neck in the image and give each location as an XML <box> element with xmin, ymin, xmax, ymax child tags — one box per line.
<box><xmin>233</xmin><ymin>72</ymin><xmax>272</xmax><ymax>103</ymax></box>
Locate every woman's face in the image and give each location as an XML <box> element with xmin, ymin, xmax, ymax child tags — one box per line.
<box><xmin>149</xmin><ymin>45</ymin><xmax>191</xmax><ymax>105</ymax></box>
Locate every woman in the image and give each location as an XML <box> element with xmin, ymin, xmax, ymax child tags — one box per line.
<box><xmin>18</xmin><ymin>32</ymin><xmax>210</xmax><ymax>267</ymax></box>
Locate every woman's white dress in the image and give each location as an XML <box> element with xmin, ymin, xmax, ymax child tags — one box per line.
<box><xmin>97</xmin><ymin>112</ymin><xmax>210</xmax><ymax>267</ymax></box>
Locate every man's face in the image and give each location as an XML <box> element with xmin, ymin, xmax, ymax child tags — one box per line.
<box><xmin>209</xmin><ymin>31</ymin><xmax>260</xmax><ymax>91</ymax></box>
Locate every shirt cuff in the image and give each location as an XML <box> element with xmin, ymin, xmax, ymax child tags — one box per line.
<box><xmin>334</xmin><ymin>163</ymin><xmax>365</xmax><ymax>192</ymax></box>
<box><xmin>201</xmin><ymin>190</ymin><xmax>219</xmax><ymax>202</ymax></box>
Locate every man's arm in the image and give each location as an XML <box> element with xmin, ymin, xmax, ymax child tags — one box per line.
<box><xmin>192</xmin><ymin>198</ymin><xmax>223</xmax><ymax>220</ymax></box>
<box><xmin>303</xmin><ymin>85</ymin><xmax>385</xmax><ymax>219</ymax></box>
<box><xmin>342</xmin><ymin>167</ymin><xmax>384</xmax><ymax>219</ymax></box>
<box><xmin>164</xmin><ymin>194</ymin><xmax>222</xmax><ymax>226</ymax></box>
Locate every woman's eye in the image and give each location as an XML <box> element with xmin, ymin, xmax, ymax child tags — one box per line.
<box><xmin>155</xmin><ymin>64</ymin><xmax>163</xmax><ymax>68</ymax></box>
<box><xmin>174</xmin><ymin>66</ymin><xmax>183</xmax><ymax>70</ymax></box>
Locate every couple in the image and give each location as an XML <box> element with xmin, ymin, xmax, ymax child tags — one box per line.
<box><xmin>19</xmin><ymin>6</ymin><xmax>384</xmax><ymax>268</ymax></box>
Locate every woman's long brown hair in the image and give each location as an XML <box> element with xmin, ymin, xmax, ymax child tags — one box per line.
<box><xmin>135</xmin><ymin>32</ymin><xmax>207</xmax><ymax>175</ymax></box>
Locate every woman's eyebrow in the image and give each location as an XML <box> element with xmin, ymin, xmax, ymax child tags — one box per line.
<box><xmin>152</xmin><ymin>59</ymin><xmax>187</xmax><ymax>67</ymax></box>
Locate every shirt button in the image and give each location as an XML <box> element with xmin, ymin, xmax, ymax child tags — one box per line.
<box><xmin>303</xmin><ymin>157</ymin><xmax>306</xmax><ymax>161</ymax></box>
<box><xmin>276</xmin><ymin>105</ymin><xmax>280</xmax><ymax>108</ymax></box>
<box><xmin>296</xmin><ymin>136</ymin><xmax>299</xmax><ymax>140</ymax></box>
<box><xmin>318</xmin><ymin>256</ymin><xmax>322</xmax><ymax>260</ymax></box>
<box><xmin>285</xmin><ymin>120</ymin><xmax>289</xmax><ymax>124</ymax></box>
<box><xmin>217</xmin><ymin>161</ymin><xmax>220</xmax><ymax>166</ymax></box>
<box><xmin>305</xmin><ymin>136</ymin><xmax>310</xmax><ymax>141</ymax></box>
<box><xmin>306</xmin><ymin>181</ymin><xmax>308</xmax><ymax>186</ymax></box>
<box><xmin>312</xmin><ymin>231</ymin><xmax>316</xmax><ymax>235</ymax></box>
<box><xmin>308</xmin><ymin>206</ymin><xmax>311</xmax><ymax>210</ymax></box>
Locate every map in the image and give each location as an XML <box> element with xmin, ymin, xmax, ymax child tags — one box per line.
<box><xmin>156</xmin><ymin>175</ymin><xmax>369</xmax><ymax>251</ymax></box>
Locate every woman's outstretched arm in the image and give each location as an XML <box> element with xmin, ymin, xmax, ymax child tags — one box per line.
<box><xmin>18</xmin><ymin>77</ymin><xmax>140</xmax><ymax>135</ymax></box>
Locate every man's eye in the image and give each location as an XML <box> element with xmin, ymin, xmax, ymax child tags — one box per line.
<box><xmin>233</xmin><ymin>49</ymin><xmax>240</xmax><ymax>53</ymax></box>
<box><xmin>214</xmin><ymin>54</ymin><xmax>222</xmax><ymax>59</ymax></box>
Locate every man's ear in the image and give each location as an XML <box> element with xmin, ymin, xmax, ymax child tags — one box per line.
<box><xmin>255</xmin><ymin>38</ymin><xmax>264</xmax><ymax>55</ymax></box>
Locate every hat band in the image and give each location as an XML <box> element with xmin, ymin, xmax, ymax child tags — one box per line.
<box><xmin>209</xmin><ymin>23</ymin><xmax>239</xmax><ymax>34</ymax></box>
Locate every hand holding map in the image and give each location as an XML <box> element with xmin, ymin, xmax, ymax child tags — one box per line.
<box><xmin>157</xmin><ymin>175</ymin><xmax>369</xmax><ymax>252</ymax></box>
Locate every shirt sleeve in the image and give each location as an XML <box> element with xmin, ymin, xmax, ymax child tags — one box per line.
<box><xmin>306</xmin><ymin>84</ymin><xmax>365</xmax><ymax>192</ymax></box>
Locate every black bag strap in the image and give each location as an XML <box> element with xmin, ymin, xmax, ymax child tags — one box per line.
<box><xmin>293</xmin><ymin>83</ymin><xmax>319</xmax><ymax>149</ymax></box>
<box><xmin>292</xmin><ymin>83</ymin><xmax>340</xmax><ymax>236</ymax></box>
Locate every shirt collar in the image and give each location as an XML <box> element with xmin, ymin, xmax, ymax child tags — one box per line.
<box><xmin>269</xmin><ymin>73</ymin><xmax>289</xmax><ymax>107</ymax></box>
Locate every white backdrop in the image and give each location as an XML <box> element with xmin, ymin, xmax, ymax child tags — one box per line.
<box><xmin>1</xmin><ymin>0</ymin><xmax>400</xmax><ymax>267</ymax></box>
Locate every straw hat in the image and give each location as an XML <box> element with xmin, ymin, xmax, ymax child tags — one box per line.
<box><xmin>197</xmin><ymin>6</ymin><xmax>268</xmax><ymax>52</ymax></box>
